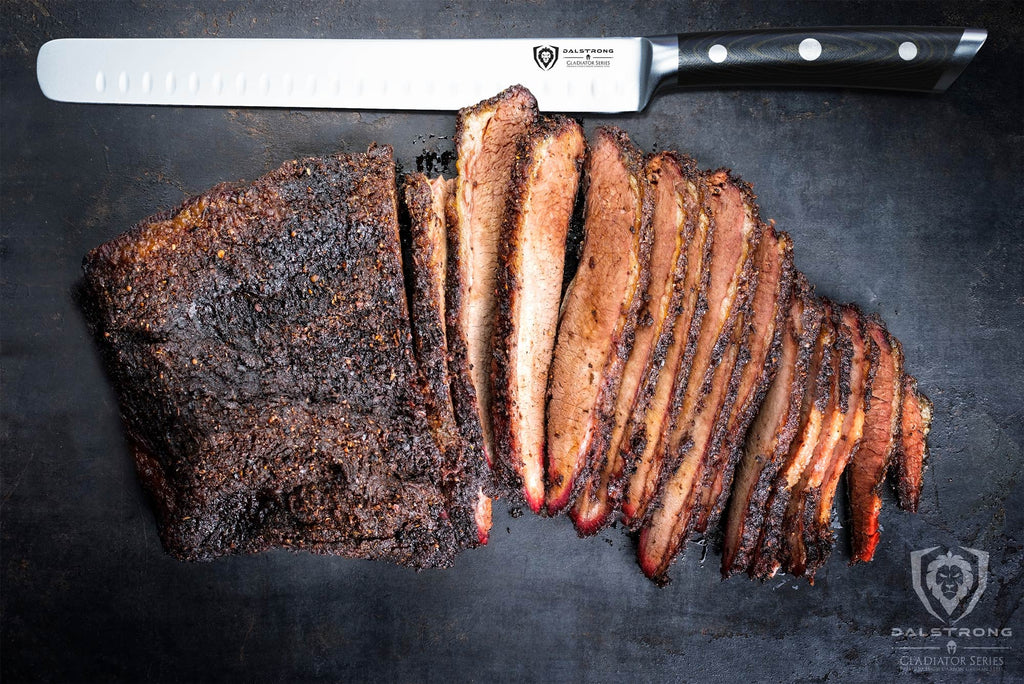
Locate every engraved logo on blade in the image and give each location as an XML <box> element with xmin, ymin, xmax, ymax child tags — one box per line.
<box><xmin>533</xmin><ymin>45</ymin><xmax>558</xmax><ymax>71</ymax></box>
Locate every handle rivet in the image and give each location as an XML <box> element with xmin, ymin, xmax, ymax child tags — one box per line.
<box><xmin>708</xmin><ymin>44</ymin><xmax>728</xmax><ymax>63</ymax></box>
<box><xmin>899</xmin><ymin>41</ymin><xmax>918</xmax><ymax>61</ymax></box>
<box><xmin>118</xmin><ymin>71</ymin><xmax>129</xmax><ymax>93</ymax></box>
<box><xmin>94</xmin><ymin>71</ymin><xmax>105</xmax><ymax>93</ymax></box>
<box><xmin>799</xmin><ymin>38</ymin><xmax>822</xmax><ymax>61</ymax></box>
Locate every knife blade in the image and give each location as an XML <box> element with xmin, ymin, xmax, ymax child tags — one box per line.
<box><xmin>36</xmin><ymin>27</ymin><xmax>986</xmax><ymax>113</ymax></box>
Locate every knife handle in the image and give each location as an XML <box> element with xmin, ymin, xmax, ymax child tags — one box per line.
<box><xmin>664</xmin><ymin>27</ymin><xmax>986</xmax><ymax>93</ymax></box>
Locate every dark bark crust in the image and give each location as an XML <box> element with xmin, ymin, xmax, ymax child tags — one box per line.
<box><xmin>83</xmin><ymin>147</ymin><xmax>480</xmax><ymax>567</ymax></box>
<box><xmin>721</xmin><ymin>276</ymin><xmax>822</xmax><ymax>577</ymax></box>
<box><xmin>401</xmin><ymin>173</ymin><xmax>491</xmax><ymax>547</ymax></box>
<box><xmin>750</xmin><ymin>298</ymin><xmax>835</xmax><ymax>580</ymax></box>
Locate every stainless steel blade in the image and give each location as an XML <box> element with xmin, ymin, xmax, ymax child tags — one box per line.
<box><xmin>36</xmin><ymin>38</ymin><xmax>652</xmax><ymax>113</ymax></box>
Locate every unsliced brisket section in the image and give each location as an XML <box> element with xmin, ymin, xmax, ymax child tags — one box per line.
<box><xmin>619</xmin><ymin>168</ymin><xmax>713</xmax><ymax>527</ymax></box>
<box><xmin>803</xmin><ymin>306</ymin><xmax>876</xmax><ymax>579</ymax></box>
<box><xmin>722</xmin><ymin>277</ymin><xmax>822</xmax><ymax>577</ymax></box>
<box><xmin>545</xmin><ymin>127</ymin><xmax>653</xmax><ymax>514</ymax></box>
<box><xmin>847</xmin><ymin>317</ymin><xmax>904</xmax><ymax>562</ymax></box>
<box><xmin>894</xmin><ymin>374</ymin><xmax>933</xmax><ymax>512</ymax></box>
<box><xmin>691</xmin><ymin>227</ymin><xmax>795</xmax><ymax>536</ymax></box>
<box><xmin>403</xmin><ymin>173</ymin><xmax>492</xmax><ymax>545</ymax></box>
<box><xmin>491</xmin><ymin>116</ymin><xmax>586</xmax><ymax>511</ymax></box>
<box><xmin>82</xmin><ymin>147</ymin><xmax>480</xmax><ymax>566</ymax></box>
<box><xmin>637</xmin><ymin>172</ymin><xmax>764</xmax><ymax>583</ymax></box>
<box><xmin>447</xmin><ymin>85</ymin><xmax>538</xmax><ymax>467</ymax></box>
<box><xmin>570</xmin><ymin>152</ymin><xmax>696</xmax><ymax>535</ymax></box>
<box><xmin>750</xmin><ymin>299</ymin><xmax>834</xmax><ymax>580</ymax></box>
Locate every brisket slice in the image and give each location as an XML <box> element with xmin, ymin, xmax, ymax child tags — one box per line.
<box><xmin>636</xmin><ymin>172</ymin><xmax>764</xmax><ymax>583</ymax></box>
<box><xmin>721</xmin><ymin>276</ymin><xmax>822</xmax><ymax>577</ymax></box>
<box><xmin>447</xmin><ymin>85</ymin><xmax>538</xmax><ymax>467</ymax></box>
<box><xmin>545</xmin><ymin>127</ymin><xmax>654</xmax><ymax>514</ymax></box>
<box><xmin>491</xmin><ymin>116</ymin><xmax>586</xmax><ymax>511</ymax></box>
<box><xmin>847</xmin><ymin>315</ymin><xmax>904</xmax><ymax>563</ymax></box>
<box><xmin>691</xmin><ymin>227</ymin><xmax>795</xmax><ymax>536</ymax></box>
<box><xmin>619</xmin><ymin>167</ymin><xmax>714</xmax><ymax>526</ymax></box>
<box><xmin>750</xmin><ymin>298</ymin><xmax>834</xmax><ymax>580</ymax></box>
<box><xmin>625</xmin><ymin>171</ymin><xmax>759</xmax><ymax>531</ymax></box>
<box><xmin>780</xmin><ymin>302</ymin><xmax>850</xmax><ymax>578</ymax></box>
<box><xmin>570</xmin><ymin>152</ymin><xmax>697</xmax><ymax>535</ymax></box>
<box><xmin>82</xmin><ymin>146</ymin><xmax>478</xmax><ymax>567</ymax></box>
<box><xmin>802</xmin><ymin>306</ymin><xmax>877</xmax><ymax>579</ymax></box>
<box><xmin>402</xmin><ymin>173</ymin><xmax>492</xmax><ymax>545</ymax></box>
<box><xmin>894</xmin><ymin>374</ymin><xmax>933</xmax><ymax>512</ymax></box>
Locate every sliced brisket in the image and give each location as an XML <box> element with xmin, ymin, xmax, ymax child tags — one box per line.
<box><xmin>403</xmin><ymin>173</ymin><xmax>492</xmax><ymax>545</ymax></box>
<box><xmin>491</xmin><ymin>116</ymin><xmax>586</xmax><ymax>511</ymax></box>
<box><xmin>802</xmin><ymin>305</ymin><xmax>876</xmax><ymax>579</ymax></box>
<box><xmin>82</xmin><ymin>147</ymin><xmax>481</xmax><ymax>566</ymax></box>
<box><xmin>570</xmin><ymin>152</ymin><xmax>696</xmax><ymax>535</ymax></box>
<box><xmin>636</xmin><ymin>172</ymin><xmax>764</xmax><ymax>583</ymax></box>
<box><xmin>545</xmin><ymin>127</ymin><xmax>654</xmax><ymax>514</ymax></box>
<box><xmin>894</xmin><ymin>374</ymin><xmax>933</xmax><ymax>512</ymax></box>
<box><xmin>780</xmin><ymin>303</ymin><xmax>849</xmax><ymax>578</ymax></box>
<box><xmin>750</xmin><ymin>298</ymin><xmax>834</xmax><ymax>580</ymax></box>
<box><xmin>847</xmin><ymin>316</ymin><xmax>904</xmax><ymax>562</ymax></box>
<box><xmin>722</xmin><ymin>277</ymin><xmax>822</xmax><ymax>577</ymax></box>
<box><xmin>692</xmin><ymin>227</ymin><xmax>795</xmax><ymax>536</ymax></box>
<box><xmin>447</xmin><ymin>85</ymin><xmax>538</xmax><ymax>467</ymax></box>
<box><xmin>618</xmin><ymin>167</ymin><xmax>713</xmax><ymax>527</ymax></box>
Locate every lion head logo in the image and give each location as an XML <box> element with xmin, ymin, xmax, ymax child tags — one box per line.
<box><xmin>910</xmin><ymin>546</ymin><xmax>988</xmax><ymax>624</ymax></box>
<box><xmin>927</xmin><ymin>551</ymin><xmax>974</xmax><ymax>615</ymax></box>
<box><xmin>533</xmin><ymin>45</ymin><xmax>558</xmax><ymax>71</ymax></box>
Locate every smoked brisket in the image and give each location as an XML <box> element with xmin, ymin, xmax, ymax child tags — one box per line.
<box><xmin>447</xmin><ymin>85</ymin><xmax>538</xmax><ymax>467</ymax></box>
<box><xmin>691</xmin><ymin>228</ymin><xmax>795</xmax><ymax>536</ymax></box>
<box><xmin>894</xmin><ymin>374</ymin><xmax>933</xmax><ymax>512</ymax></box>
<box><xmin>80</xmin><ymin>84</ymin><xmax>937</xmax><ymax>583</ymax></box>
<box><xmin>619</xmin><ymin>167</ymin><xmax>714</xmax><ymax>527</ymax></box>
<box><xmin>545</xmin><ymin>127</ymin><xmax>654</xmax><ymax>514</ymax></box>
<box><xmin>403</xmin><ymin>173</ymin><xmax>492</xmax><ymax>545</ymax></box>
<box><xmin>802</xmin><ymin>305</ymin><xmax>876</xmax><ymax>579</ymax></box>
<box><xmin>571</xmin><ymin>152</ymin><xmax>697</xmax><ymax>534</ymax></box>
<box><xmin>750</xmin><ymin>299</ymin><xmax>835</xmax><ymax>580</ymax></box>
<box><xmin>846</xmin><ymin>316</ymin><xmax>904</xmax><ymax>563</ymax></box>
<box><xmin>491</xmin><ymin>116</ymin><xmax>586</xmax><ymax>511</ymax></box>
<box><xmin>635</xmin><ymin>170</ymin><xmax>763</xmax><ymax>583</ymax></box>
<box><xmin>722</xmin><ymin>277</ymin><xmax>822</xmax><ymax>577</ymax></box>
<box><xmin>82</xmin><ymin>147</ymin><xmax>483</xmax><ymax>566</ymax></box>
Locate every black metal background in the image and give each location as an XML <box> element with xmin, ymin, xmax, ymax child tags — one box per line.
<box><xmin>2</xmin><ymin>2</ymin><xmax>1022</xmax><ymax>682</ymax></box>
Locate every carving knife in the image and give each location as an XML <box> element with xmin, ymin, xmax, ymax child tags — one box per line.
<box><xmin>36</xmin><ymin>27</ymin><xmax>986</xmax><ymax>113</ymax></box>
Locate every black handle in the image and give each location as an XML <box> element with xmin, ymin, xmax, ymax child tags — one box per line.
<box><xmin>672</xmin><ymin>27</ymin><xmax>985</xmax><ymax>92</ymax></box>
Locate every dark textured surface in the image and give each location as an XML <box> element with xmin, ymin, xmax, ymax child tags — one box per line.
<box><xmin>2</xmin><ymin>1</ymin><xmax>1022</xmax><ymax>682</ymax></box>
